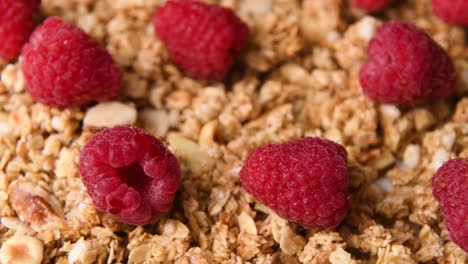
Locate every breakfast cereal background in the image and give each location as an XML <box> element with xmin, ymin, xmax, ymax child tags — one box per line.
<box><xmin>0</xmin><ymin>0</ymin><xmax>467</xmax><ymax>263</ymax></box>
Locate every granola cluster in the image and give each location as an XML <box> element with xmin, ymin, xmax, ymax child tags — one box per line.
<box><xmin>0</xmin><ymin>0</ymin><xmax>467</xmax><ymax>263</ymax></box>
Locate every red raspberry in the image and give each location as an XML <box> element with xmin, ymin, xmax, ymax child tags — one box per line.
<box><xmin>153</xmin><ymin>0</ymin><xmax>249</xmax><ymax>81</ymax></box>
<box><xmin>79</xmin><ymin>126</ymin><xmax>181</xmax><ymax>225</ymax></box>
<box><xmin>0</xmin><ymin>0</ymin><xmax>41</xmax><ymax>60</ymax></box>
<box><xmin>432</xmin><ymin>0</ymin><xmax>468</xmax><ymax>26</ymax></box>
<box><xmin>21</xmin><ymin>17</ymin><xmax>122</xmax><ymax>107</ymax></box>
<box><xmin>432</xmin><ymin>158</ymin><xmax>468</xmax><ymax>252</ymax></box>
<box><xmin>359</xmin><ymin>21</ymin><xmax>456</xmax><ymax>106</ymax></box>
<box><xmin>240</xmin><ymin>137</ymin><xmax>350</xmax><ymax>228</ymax></box>
<box><xmin>351</xmin><ymin>0</ymin><xmax>390</xmax><ymax>12</ymax></box>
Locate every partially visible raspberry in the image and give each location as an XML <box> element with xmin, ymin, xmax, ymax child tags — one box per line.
<box><xmin>432</xmin><ymin>158</ymin><xmax>468</xmax><ymax>253</ymax></box>
<box><xmin>351</xmin><ymin>0</ymin><xmax>390</xmax><ymax>12</ymax></box>
<box><xmin>432</xmin><ymin>0</ymin><xmax>468</xmax><ymax>26</ymax></box>
<box><xmin>21</xmin><ymin>17</ymin><xmax>122</xmax><ymax>107</ymax></box>
<box><xmin>240</xmin><ymin>137</ymin><xmax>350</xmax><ymax>228</ymax></box>
<box><xmin>359</xmin><ymin>21</ymin><xmax>456</xmax><ymax>106</ymax></box>
<box><xmin>79</xmin><ymin>126</ymin><xmax>181</xmax><ymax>225</ymax></box>
<box><xmin>153</xmin><ymin>0</ymin><xmax>249</xmax><ymax>81</ymax></box>
<box><xmin>0</xmin><ymin>0</ymin><xmax>41</xmax><ymax>60</ymax></box>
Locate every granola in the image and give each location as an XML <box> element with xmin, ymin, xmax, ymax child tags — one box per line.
<box><xmin>0</xmin><ymin>0</ymin><xmax>467</xmax><ymax>263</ymax></box>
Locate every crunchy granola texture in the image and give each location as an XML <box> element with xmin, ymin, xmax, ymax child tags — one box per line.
<box><xmin>0</xmin><ymin>0</ymin><xmax>467</xmax><ymax>263</ymax></box>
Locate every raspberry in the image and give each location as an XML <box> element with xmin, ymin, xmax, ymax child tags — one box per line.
<box><xmin>240</xmin><ymin>137</ymin><xmax>350</xmax><ymax>228</ymax></box>
<box><xmin>79</xmin><ymin>126</ymin><xmax>181</xmax><ymax>225</ymax></box>
<box><xmin>359</xmin><ymin>21</ymin><xmax>456</xmax><ymax>106</ymax></box>
<box><xmin>0</xmin><ymin>0</ymin><xmax>41</xmax><ymax>60</ymax></box>
<box><xmin>432</xmin><ymin>0</ymin><xmax>468</xmax><ymax>26</ymax></box>
<box><xmin>432</xmin><ymin>158</ymin><xmax>468</xmax><ymax>252</ymax></box>
<box><xmin>351</xmin><ymin>0</ymin><xmax>390</xmax><ymax>12</ymax></box>
<box><xmin>153</xmin><ymin>0</ymin><xmax>249</xmax><ymax>81</ymax></box>
<box><xmin>21</xmin><ymin>17</ymin><xmax>122</xmax><ymax>107</ymax></box>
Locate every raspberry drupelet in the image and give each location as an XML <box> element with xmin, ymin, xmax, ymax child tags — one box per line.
<box><xmin>432</xmin><ymin>0</ymin><xmax>468</xmax><ymax>26</ymax></box>
<box><xmin>79</xmin><ymin>126</ymin><xmax>181</xmax><ymax>225</ymax></box>
<box><xmin>0</xmin><ymin>0</ymin><xmax>41</xmax><ymax>60</ymax></box>
<box><xmin>359</xmin><ymin>21</ymin><xmax>456</xmax><ymax>106</ymax></box>
<box><xmin>240</xmin><ymin>137</ymin><xmax>350</xmax><ymax>229</ymax></box>
<box><xmin>153</xmin><ymin>0</ymin><xmax>249</xmax><ymax>81</ymax></box>
<box><xmin>351</xmin><ymin>0</ymin><xmax>391</xmax><ymax>13</ymax></box>
<box><xmin>21</xmin><ymin>17</ymin><xmax>122</xmax><ymax>107</ymax></box>
<box><xmin>432</xmin><ymin>158</ymin><xmax>468</xmax><ymax>253</ymax></box>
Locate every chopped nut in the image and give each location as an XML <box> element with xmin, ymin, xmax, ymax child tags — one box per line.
<box><xmin>139</xmin><ymin>109</ymin><xmax>169</xmax><ymax>138</ymax></box>
<box><xmin>83</xmin><ymin>101</ymin><xmax>137</xmax><ymax>129</ymax></box>
<box><xmin>8</xmin><ymin>179</ymin><xmax>64</xmax><ymax>231</ymax></box>
<box><xmin>161</xmin><ymin>219</ymin><xmax>190</xmax><ymax>239</ymax></box>
<box><xmin>237</xmin><ymin>212</ymin><xmax>257</xmax><ymax>235</ymax></box>
<box><xmin>403</xmin><ymin>144</ymin><xmax>421</xmax><ymax>169</ymax></box>
<box><xmin>128</xmin><ymin>244</ymin><xmax>151</xmax><ymax>264</ymax></box>
<box><xmin>1</xmin><ymin>63</ymin><xmax>26</xmax><ymax>93</ymax></box>
<box><xmin>329</xmin><ymin>248</ymin><xmax>353</xmax><ymax>264</ymax></box>
<box><xmin>271</xmin><ymin>214</ymin><xmax>305</xmax><ymax>255</ymax></box>
<box><xmin>167</xmin><ymin>133</ymin><xmax>215</xmax><ymax>173</ymax></box>
<box><xmin>166</xmin><ymin>90</ymin><xmax>192</xmax><ymax>111</ymax></box>
<box><xmin>0</xmin><ymin>235</ymin><xmax>43</xmax><ymax>264</ymax></box>
<box><xmin>68</xmin><ymin>238</ymin><xmax>98</xmax><ymax>264</ymax></box>
<box><xmin>301</xmin><ymin>0</ymin><xmax>342</xmax><ymax>44</ymax></box>
<box><xmin>199</xmin><ymin>120</ymin><xmax>218</xmax><ymax>146</ymax></box>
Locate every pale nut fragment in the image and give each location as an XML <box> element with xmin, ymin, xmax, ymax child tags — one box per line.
<box><xmin>431</xmin><ymin>149</ymin><xmax>451</xmax><ymax>171</ymax></box>
<box><xmin>239</xmin><ymin>0</ymin><xmax>272</xmax><ymax>14</ymax></box>
<box><xmin>161</xmin><ymin>219</ymin><xmax>190</xmax><ymax>239</ymax></box>
<box><xmin>301</xmin><ymin>0</ymin><xmax>342</xmax><ymax>44</ymax></box>
<box><xmin>8</xmin><ymin>179</ymin><xmax>64</xmax><ymax>231</ymax></box>
<box><xmin>208</xmin><ymin>187</ymin><xmax>231</xmax><ymax>215</ymax></box>
<box><xmin>379</xmin><ymin>104</ymin><xmax>401</xmax><ymax>120</ymax></box>
<box><xmin>279</xmin><ymin>63</ymin><xmax>315</xmax><ymax>87</ymax></box>
<box><xmin>237</xmin><ymin>212</ymin><xmax>257</xmax><ymax>235</ymax></box>
<box><xmin>0</xmin><ymin>112</ymin><xmax>13</xmax><ymax>135</ymax></box>
<box><xmin>0</xmin><ymin>217</ymin><xmax>33</xmax><ymax>234</ymax></box>
<box><xmin>139</xmin><ymin>109</ymin><xmax>169</xmax><ymax>138</ymax></box>
<box><xmin>167</xmin><ymin>133</ymin><xmax>215</xmax><ymax>172</ymax></box>
<box><xmin>329</xmin><ymin>248</ymin><xmax>353</xmax><ymax>264</ymax></box>
<box><xmin>128</xmin><ymin>244</ymin><xmax>151</xmax><ymax>264</ymax></box>
<box><xmin>270</xmin><ymin>214</ymin><xmax>306</xmax><ymax>255</ymax></box>
<box><xmin>403</xmin><ymin>145</ymin><xmax>420</xmax><ymax>169</ymax></box>
<box><xmin>1</xmin><ymin>63</ymin><xmax>26</xmax><ymax>93</ymax></box>
<box><xmin>0</xmin><ymin>235</ymin><xmax>43</xmax><ymax>264</ymax></box>
<box><xmin>83</xmin><ymin>101</ymin><xmax>137</xmax><ymax>129</ymax></box>
<box><xmin>199</xmin><ymin>120</ymin><xmax>218</xmax><ymax>146</ymax></box>
<box><xmin>68</xmin><ymin>238</ymin><xmax>97</xmax><ymax>264</ymax></box>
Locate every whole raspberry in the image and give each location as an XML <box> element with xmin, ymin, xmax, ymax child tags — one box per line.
<box><xmin>0</xmin><ymin>0</ymin><xmax>41</xmax><ymax>60</ymax></box>
<box><xmin>153</xmin><ymin>0</ymin><xmax>249</xmax><ymax>81</ymax></box>
<box><xmin>240</xmin><ymin>137</ymin><xmax>350</xmax><ymax>228</ymax></box>
<box><xmin>21</xmin><ymin>17</ymin><xmax>122</xmax><ymax>107</ymax></box>
<box><xmin>79</xmin><ymin>126</ymin><xmax>181</xmax><ymax>225</ymax></box>
<box><xmin>432</xmin><ymin>158</ymin><xmax>468</xmax><ymax>252</ymax></box>
<box><xmin>432</xmin><ymin>0</ymin><xmax>468</xmax><ymax>26</ymax></box>
<box><xmin>359</xmin><ymin>21</ymin><xmax>456</xmax><ymax>106</ymax></box>
<box><xmin>351</xmin><ymin>0</ymin><xmax>390</xmax><ymax>12</ymax></box>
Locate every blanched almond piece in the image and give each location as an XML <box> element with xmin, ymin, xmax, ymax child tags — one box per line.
<box><xmin>68</xmin><ymin>238</ymin><xmax>97</xmax><ymax>264</ymax></box>
<box><xmin>139</xmin><ymin>109</ymin><xmax>169</xmax><ymax>138</ymax></box>
<box><xmin>83</xmin><ymin>101</ymin><xmax>137</xmax><ymax>129</ymax></box>
<box><xmin>0</xmin><ymin>235</ymin><xmax>43</xmax><ymax>264</ymax></box>
<box><xmin>167</xmin><ymin>133</ymin><xmax>215</xmax><ymax>172</ymax></box>
<box><xmin>237</xmin><ymin>212</ymin><xmax>257</xmax><ymax>235</ymax></box>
